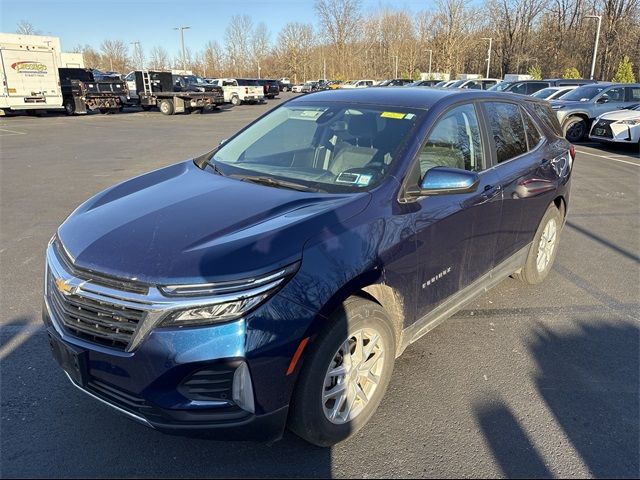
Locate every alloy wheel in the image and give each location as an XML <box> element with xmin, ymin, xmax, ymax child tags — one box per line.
<box><xmin>536</xmin><ymin>218</ymin><xmax>557</xmax><ymax>272</ymax></box>
<box><xmin>322</xmin><ymin>328</ymin><xmax>385</xmax><ymax>425</ymax></box>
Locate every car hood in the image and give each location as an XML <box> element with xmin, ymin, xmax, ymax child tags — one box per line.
<box><xmin>597</xmin><ymin>109</ymin><xmax>640</xmax><ymax>121</ymax></box>
<box><xmin>58</xmin><ymin>161</ymin><xmax>370</xmax><ymax>285</ymax></box>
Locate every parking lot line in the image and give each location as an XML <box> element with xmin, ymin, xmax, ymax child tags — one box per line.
<box><xmin>576</xmin><ymin>149</ymin><xmax>640</xmax><ymax>167</ymax></box>
<box><xmin>0</xmin><ymin>127</ymin><xmax>26</xmax><ymax>136</ymax></box>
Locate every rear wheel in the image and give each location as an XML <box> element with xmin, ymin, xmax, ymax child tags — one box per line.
<box><xmin>514</xmin><ymin>203</ymin><xmax>562</xmax><ymax>285</ymax></box>
<box><xmin>231</xmin><ymin>95</ymin><xmax>240</xmax><ymax>106</ymax></box>
<box><xmin>288</xmin><ymin>297</ymin><xmax>395</xmax><ymax>447</ymax></box>
<box><xmin>564</xmin><ymin>116</ymin><xmax>587</xmax><ymax>143</ymax></box>
<box><xmin>159</xmin><ymin>99</ymin><xmax>174</xmax><ymax>115</ymax></box>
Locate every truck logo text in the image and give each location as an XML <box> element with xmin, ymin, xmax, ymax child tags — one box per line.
<box><xmin>11</xmin><ymin>61</ymin><xmax>48</xmax><ymax>74</ymax></box>
<box><xmin>423</xmin><ymin>267</ymin><xmax>452</xmax><ymax>288</ymax></box>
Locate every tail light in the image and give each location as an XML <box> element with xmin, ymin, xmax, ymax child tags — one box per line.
<box><xmin>569</xmin><ymin>145</ymin><xmax>576</xmax><ymax>161</ymax></box>
<box><xmin>245</xmin><ymin>87</ymin><xmax>248</xmax><ymax>94</ymax></box>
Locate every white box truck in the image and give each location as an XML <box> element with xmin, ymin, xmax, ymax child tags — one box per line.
<box><xmin>0</xmin><ymin>33</ymin><xmax>64</xmax><ymax>114</ymax></box>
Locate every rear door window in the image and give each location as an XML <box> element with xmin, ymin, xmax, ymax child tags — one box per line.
<box><xmin>531</xmin><ymin>103</ymin><xmax>563</xmax><ymax>137</ymax></box>
<box><xmin>484</xmin><ymin>102</ymin><xmax>528</xmax><ymax>163</ymax></box>
<box><xmin>626</xmin><ymin>87</ymin><xmax>640</xmax><ymax>102</ymax></box>
<box><xmin>521</xmin><ymin>107</ymin><xmax>543</xmax><ymax>149</ymax></box>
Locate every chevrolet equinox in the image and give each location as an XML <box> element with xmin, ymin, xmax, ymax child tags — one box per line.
<box><xmin>44</xmin><ymin>88</ymin><xmax>573</xmax><ymax>446</ymax></box>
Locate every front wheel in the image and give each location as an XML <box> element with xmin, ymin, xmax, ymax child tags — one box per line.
<box><xmin>288</xmin><ymin>297</ymin><xmax>396</xmax><ymax>447</ymax></box>
<box><xmin>564</xmin><ymin>117</ymin><xmax>587</xmax><ymax>143</ymax></box>
<box><xmin>63</xmin><ymin>97</ymin><xmax>75</xmax><ymax>116</ymax></box>
<box><xmin>514</xmin><ymin>203</ymin><xmax>563</xmax><ymax>285</ymax></box>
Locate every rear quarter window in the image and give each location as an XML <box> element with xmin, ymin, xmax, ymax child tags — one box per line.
<box><xmin>530</xmin><ymin>103</ymin><xmax>563</xmax><ymax>137</ymax></box>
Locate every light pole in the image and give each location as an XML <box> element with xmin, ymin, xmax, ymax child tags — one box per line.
<box><xmin>257</xmin><ymin>60</ymin><xmax>261</xmax><ymax>79</ymax></box>
<box><xmin>481</xmin><ymin>37</ymin><xmax>492</xmax><ymax>78</ymax></box>
<box><xmin>427</xmin><ymin>49</ymin><xmax>433</xmax><ymax>78</ymax></box>
<box><xmin>130</xmin><ymin>41</ymin><xmax>142</xmax><ymax>69</ymax></box>
<box><xmin>585</xmin><ymin>14</ymin><xmax>602</xmax><ymax>80</ymax></box>
<box><xmin>394</xmin><ymin>55</ymin><xmax>399</xmax><ymax>79</ymax></box>
<box><xmin>173</xmin><ymin>26</ymin><xmax>190</xmax><ymax>72</ymax></box>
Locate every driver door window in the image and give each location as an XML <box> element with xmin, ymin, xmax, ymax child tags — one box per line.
<box><xmin>418</xmin><ymin>103</ymin><xmax>485</xmax><ymax>177</ymax></box>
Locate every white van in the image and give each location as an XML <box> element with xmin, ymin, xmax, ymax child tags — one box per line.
<box><xmin>0</xmin><ymin>33</ymin><xmax>64</xmax><ymax>114</ymax></box>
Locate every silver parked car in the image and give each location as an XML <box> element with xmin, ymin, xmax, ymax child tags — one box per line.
<box><xmin>550</xmin><ymin>83</ymin><xmax>640</xmax><ymax>142</ymax></box>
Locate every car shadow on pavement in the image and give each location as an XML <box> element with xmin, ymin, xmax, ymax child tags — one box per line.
<box><xmin>474</xmin><ymin>320</ymin><xmax>639</xmax><ymax>478</ymax></box>
<box><xmin>0</xmin><ymin>318</ymin><xmax>333</xmax><ymax>479</ymax></box>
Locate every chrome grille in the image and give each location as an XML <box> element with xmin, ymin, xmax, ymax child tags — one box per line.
<box><xmin>47</xmin><ymin>269</ymin><xmax>144</xmax><ymax>350</ymax></box>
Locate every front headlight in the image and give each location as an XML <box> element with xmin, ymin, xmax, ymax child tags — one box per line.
<box><xmin>617</xmin><ymin>119</ymin><xmax>640</xmax><ymax>125</ymax></box>
<box><xmin>159</xmin><ymin>262</ymin><xmax>300</xmax><ymax>326</ymax></box>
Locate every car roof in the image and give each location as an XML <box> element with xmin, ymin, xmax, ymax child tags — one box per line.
<box><xmin>288</xmin><ymin>87</ymin><xmax>545</xmax><ymax>110</ymax></box>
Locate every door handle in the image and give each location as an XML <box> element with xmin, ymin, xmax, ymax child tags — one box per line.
<box><xmin>470</xmin><ymin>184</ymin><xmax>502</xmax><ymax>206</ymax></box>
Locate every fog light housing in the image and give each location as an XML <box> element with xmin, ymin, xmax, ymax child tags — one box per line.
<box><xmin>232</xmin><ymin>362</ymin><xmax>255</xmax><ymax>414</ymax></box>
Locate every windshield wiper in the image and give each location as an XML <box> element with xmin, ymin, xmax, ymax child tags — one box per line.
<box><xmin>233</xmin><ymin>175</ymin><xmax>324</xmax><ymax>192</ymax></box>
<box><xmin>203</xmin><ymin>160</ymin><xmax>226</xmax><ymax>176</ymax></box>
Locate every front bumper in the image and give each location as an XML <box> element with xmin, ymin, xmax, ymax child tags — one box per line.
<box><xmin>44</xmin><ymin>301</ymin><xmax>294</xmax><ymax>441</ymax></box>
<box><xmin>589</xmin><ymin>121</ymin><xmax>640</xmax><ymax>144</ymax></box>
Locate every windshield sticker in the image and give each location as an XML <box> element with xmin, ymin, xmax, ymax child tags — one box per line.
<box><xmin>299</xmin><ymin>110</ymin><xmax>323</xmax><ymax>118</ymax></box>
<box><xmin>381</xmin><ymin>111</ymin><xmax>406</xmax><ymax>119</ymax></box>
<box><xmin>336</xmin><ymin>172</ymin><xmax>373</xmax><ymax>186</ymax></box>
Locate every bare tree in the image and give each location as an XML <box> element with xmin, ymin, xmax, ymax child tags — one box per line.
<box><xmin>314</xmin><ymin>0</ymin><xmax>363</xmax><ymax>78</ymax></box>
<box><xmin>200</xmin><ymin>41</ymin><xmax>222</xmax><ymax>77</ymax></box>
<box><xmin>252</xmin><ymin>22</ymin><xmax>271</xmax><ymax>77</ymax></box>
<box><xmin>72</xmin><ymin>44</ymin><xmax>102</xmax><ymax>69</ymax></box>
<box><xmin>225</xmin><ymin>14</ymin><xmax>254</xmax><ymax>75</ymax></box>
<box><xmin>100</xmin><ymin>40</ymin><xmax>130</xmax><ymax>73</ymax></box>
<box><xmin>149</xmin><ymin>46</ymin><xmax>170</xmax><ymax>70</ymax></box>
<box><xmin>16</xmin><ymin>20</ymin><xmax>39</xmax><ymax>35</ymax></box>
<box><xmin>276</xmin><ymin>22</ymin><xmax>315</xmax><ymax>83</ymax></box>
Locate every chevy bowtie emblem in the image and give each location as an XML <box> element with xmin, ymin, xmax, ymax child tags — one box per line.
<box><xmin>55</xmin><ymin>277</ymin><xmax>77</xmax><ymax>295</ymax></box>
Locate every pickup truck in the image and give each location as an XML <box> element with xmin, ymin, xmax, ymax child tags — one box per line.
<box><xmin>59</xmin><ymin>68</ymin><xmax>127</xmax><ymax>114</ymax></box>
<box><xmin>206</xmin><ymin>78</ymin><xmax>264</xmax><ymax>105</ymax></box>
<box><xmin>255</xmin><ymin>79</ymin><xmax>279</xmax><ymax>99</ymax></box>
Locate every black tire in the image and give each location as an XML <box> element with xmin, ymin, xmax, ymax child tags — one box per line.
<box><xmin>63</xmin><ymin>97</ymin><xmax>75</xmax><ymax>116</ymax></box>
<box><xmin>159</xmin><ymin>99</ymin><xmax>174</xmax><ymax>115</ymax></box>
<box><xmin>514</xmin><ymin>203</ymin><xmax>563</xmax><ymax>285</ymax></box>
<box><xmin>141</xmin><ymin>105</ymin><xmax>153</xmax><ymax>112</ymax></box>
<box><xmin>288</xmin><ymin>297</ymin><xmax>396</xmax><ymax>447</ymax></box>
<box><xmin>231</xmin><ymin>95</ymin><xmax>240</xmax><ymax>106</ymax></box>
<box><xmin>564</xmin><ymin>116</ymin><xmax>588</xmax><ymax>143</ymax></box>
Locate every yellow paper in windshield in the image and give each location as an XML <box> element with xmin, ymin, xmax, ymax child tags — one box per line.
<box><xmin>381</xmin><ymin>111</ymin><xmax>406</xmax><ymax>119</ymax></box>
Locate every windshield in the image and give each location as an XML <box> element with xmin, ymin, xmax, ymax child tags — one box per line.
<box><xmin>488</xmin><ymin>82</ymin><xmax>513</xmax><ymax>92</ymax></box>
<box><xmin>183</xmin><ymin>75</ymin><xmax>206</xmax><ymax>84</ymax></box>
<box><xmin>560</xmin><ymin>85</ymin><xmax>608</xmax><ymax>102</ymax></box>
<box><xmin>448</xmin><ymin>80</ymin><xmax>465</xmax><ymax>88</ymax></box>
<box><xmin>212</xmin><ymin>103</ymin><xmax>424</xmax><ymax>193</ymax></box>
<box><xmin>531</xmin><ymin>88</ymin><xmax>557</xmax><ymax>99</ymax></box>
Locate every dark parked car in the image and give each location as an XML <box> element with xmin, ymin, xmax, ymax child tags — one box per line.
<box><xmin>172</xmin><ymin>74</ymin><xmax>222</xmax><ymax>94</ymax></box>
<box><xmin>489</xmin><ymin>78</ymin><xmax>596</xmax><ymax>95</ymax></box>
<box><xmin>44</xmin><ymin>88</ymin><xmax>573</xmax><ymax>447</ymax></box>
<box><xmin>406</xmin><ymin>80</ymin><xmax>441</xmax><ymax>87</ymax></box>
<box><xmin>376</xmin><ymin>79</ymin><xmax>413</xmax><ymax>87</ymax></box>
<box><xmin>255</xmin><ymin>79</ymin><xmax>279</xmax><ymax>99</ymax></box>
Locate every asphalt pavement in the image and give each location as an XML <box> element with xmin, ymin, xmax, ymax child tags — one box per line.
<box><xmin>1</xmin><ymin>93</ymin><xmax>638</xmax><ymax>478</ymax></box>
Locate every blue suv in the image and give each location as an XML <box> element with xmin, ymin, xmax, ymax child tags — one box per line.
<box><xmin>44</xmin><ymin>88</ymin><xmax>573</xmax><ymax>446</ymax></box>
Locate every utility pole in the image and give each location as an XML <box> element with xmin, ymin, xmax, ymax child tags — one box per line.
<box><xmin>394</xmin><ymin>55</ymin><xmax>398</xmax><ymax>79</ymax></box>
<box><xmin>481</xmin><ymin>37</ymin><xmax>492</xmax><ymax>78</ymax></box>
<box><xmin>323</xmin><ymin>58</ymin><xmax>327</xmax><ymax>81</ymax></box>
<box><xmin>173</xmin><ymin>26</ymin><xmax>190</xmax><ymax>72</ymax></box>
<box><xmin>257</xmin><ymin>59</ymin><xmax>261</xmax><ymax>79</ymax></box>
<box><xmin>427</xmin><ymin>49</ymin><xmax>433</xmax><ymax>78</ymax></box>
<box><xmin>585</xmin><ymin>14</ymin><xmax>602</xmax><ymax>80</ymax></box>
<box><xmin>130</xmin><ymin>41</ymin><xmax>142</xmax><ymax>69</ymax></box>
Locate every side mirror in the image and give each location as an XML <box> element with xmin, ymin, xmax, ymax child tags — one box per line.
<box><xmin>414</xmin><ymin>167</ymin><xmax>480</xmax><ymax>196</ymax></box>
<box><xmin>597</xmin><ymin>96</ymin><xmax>609</xmax><ymax>104</ymax></box>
